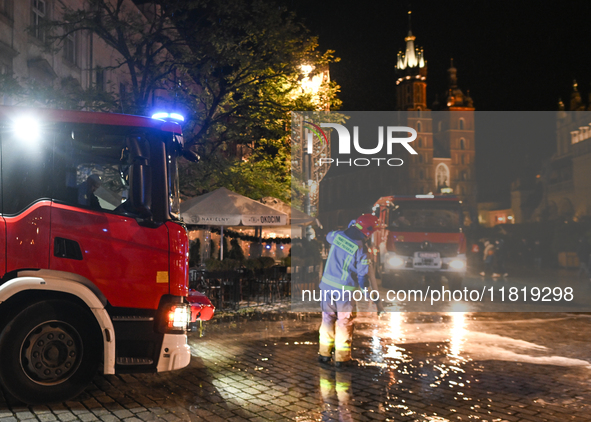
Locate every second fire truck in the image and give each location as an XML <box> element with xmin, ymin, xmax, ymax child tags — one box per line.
<box><xmin>370</xmin><ymin>195</ymin><xmax>467</xmax><ymax>289</ymax></box>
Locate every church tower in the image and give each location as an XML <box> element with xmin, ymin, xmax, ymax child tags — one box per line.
<box><xmin>395</xmin><ymin>11</ymin><xmax>427</xmax><ymax>111</ymax></box>
<box><xmin>432</xmin><ymin>60</ymin><xmax>477</xmax><ymax>212</ymax></box>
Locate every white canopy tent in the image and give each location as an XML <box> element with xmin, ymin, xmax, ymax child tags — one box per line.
<box><xmin>180</xmin><ymin>187</ymin><xmax>288</xmax><ymax>259</ymax></box>
<box><xmin>259</xmin><ymin>197</ymin><xmax>322</xmax><ymax>238</ymax></box>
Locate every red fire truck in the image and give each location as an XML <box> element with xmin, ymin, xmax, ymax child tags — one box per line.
<box><xmin>371</xmin><ymin>195</ymin><xmax>466</xmax><ymax>289</ymax></box>
<box><xmin>0</xmin><ymin>106</ymin><xmax>202</xmax><ymax>404</ymax></box>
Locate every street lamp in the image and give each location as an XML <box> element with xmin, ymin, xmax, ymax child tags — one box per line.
<box><xmin>293</xmin><ymin>65</ymin><xmax>331</xmax><ymax>239</ymax></box>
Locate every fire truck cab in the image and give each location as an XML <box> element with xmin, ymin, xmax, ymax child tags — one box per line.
<box><xmin>0</xmin><ymin>106</ymin><xmax>200</xmax><ymax>404</ymax></box>
<box><xmin>371</xmin><ymin>195</ymin><xmax>466</xmax><ymax>289</ymax></box>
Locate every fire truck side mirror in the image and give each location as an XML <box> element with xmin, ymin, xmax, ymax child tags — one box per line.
<box><xmin>182</xmin><ymin>149</ymin><xmax>199</xmax><ymax>163</ymax></box>
<box><xmin>129</xmin><ymin>157</ymin><xmax>152</xmax><ymax>219</ymax></box>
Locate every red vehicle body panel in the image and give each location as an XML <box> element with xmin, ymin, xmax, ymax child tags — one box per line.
<box><xmin>0</xmin><ymin>107</ymin><xmax>195</xmax><ymax>311</ymax></box>
<box><xmin>5</xmin><ymin>202</ymin><xmax>52</xmax><ymax>273</ymax></box>
<box><xmin>49</xmin><ymin>203</ymin><xmax>170</xmax><ymax>309</ymax></box>
<box><xmin>188</xmin><ymin>290</ymin><xmax>215</xmax><ymax>321</ymax></box>
<box><xmin>387</xmin><ymin>232</ymin><xmax>466</xmax><ymax>253</ymax></box>
<box><xmin>167</xmin><ymin>221</ymin><xmax>189</xmax><ymax>298</ymax></box>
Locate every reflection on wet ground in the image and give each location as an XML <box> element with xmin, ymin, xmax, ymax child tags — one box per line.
<box><xmin>1</xmin><ymin>312</ymin><xmax>591</xmax><ymax>421</ymax></box>
<box><xmin>186</xmin><ymin>312</ymin><xmax>591</xmax><ymax>421</ymax></box>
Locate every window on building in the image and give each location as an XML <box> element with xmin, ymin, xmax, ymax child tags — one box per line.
<box><xmin>31</xmin><ymin>0</ymin><xmax>46</xmax><ymax>42</ymax></box>
<box><xmin>459</xmin><ymin>118</ymin><xmax>465</xmax><ymax>130</ymax></box>
<box><xmin>419</xmin><ymin>169</ymin><xmax>424</xmax><ymax>180</ymax></box>
<box><xmin>417</xmin><ymin>121</ymin><xmax>422</xmax><ymax>132</ymax></box>
<box><xmin>461</xmin><ymin>154</ymin><xmax>465</xmax><ymax>165</ymax></box>
<box><xmin>436</xmin><ymin>163</ymin><xmax>450</xmax><ymax>189</ymax></box>
<box><xmin>0</xmin><ymin>0</ymin><xmax>13</xmax><ymax>19</ymax></box>
<box><xmin>460</xmin><ymin>138</ymin><xmax>465</xmax><ymax>150</ymax></box>
<box><xmin>418</xmin><ymin>137</ymin><xmax>422</xmax><ymax>148</ymax></box>
<box><xmin>418</xmin><ymin>154</ymin><xmax>423</xmax><ymax>163</ymax></box>
<box><xmin>63</xmin><ymin>26</ymin><xmax>76</xmax><ymax>65</ymax></box>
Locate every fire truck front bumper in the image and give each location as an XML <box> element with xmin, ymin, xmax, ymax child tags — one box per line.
<box><xmin>156</xmin><ymin>333</ymin><xmax>191</xmax><ymax>372</ymax></box>
<box><xmin>382</xmin><ymin>252</ymin><xmax>467</xmax><ymax>274</ymax></box>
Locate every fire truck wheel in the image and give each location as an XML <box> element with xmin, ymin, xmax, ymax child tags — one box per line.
<box><xmin>0</xmin><ymin>300</ymin><xmax>101</xmax><ymax>405</ymax></box>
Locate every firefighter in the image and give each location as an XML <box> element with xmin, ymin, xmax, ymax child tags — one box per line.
<box><xmin>318</xmin><ymin>213</ymin><xmax>378</xmax><ymax>368</ymax></box>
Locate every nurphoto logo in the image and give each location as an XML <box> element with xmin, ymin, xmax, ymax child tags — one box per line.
<box><xmin>306</xmin><ymin>122</ymin><xmax>417</xmax><ymax>167</ymax></box>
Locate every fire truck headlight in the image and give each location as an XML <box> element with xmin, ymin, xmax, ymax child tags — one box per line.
<box><xmin>13</xmin><ymin>116</ymin><xmax>41</xmax><ymax>143</ymax></box>
<box><xmin>449</xmin><ymin>259</ymin><xmax>466</xmax><ymax>270</ymax></box>
<box><xmin>387</xmin><ymin>256</ymin><xmax>404</xmax><ymax>268</ymax></box>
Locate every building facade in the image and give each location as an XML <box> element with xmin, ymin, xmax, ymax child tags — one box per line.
<box><xmin>513</xmin><ymin>82</ymin><xmax>591</xmax><ymax>222</ymax></box>
<box><xmin>0</xmin><ymin>0</ymin><xmax>143</xmax><ymax>108</ymax></box>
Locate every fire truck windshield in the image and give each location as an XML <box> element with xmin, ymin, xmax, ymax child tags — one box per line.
<box><xmin>2</xmin><ymin>122</ymin><xmax>175</xmax><ymax>223</ymax></box>
<box><xmin>387</xmin><ymin>201</ymin><xmax>462</xmax><ymax>233</ymax></box>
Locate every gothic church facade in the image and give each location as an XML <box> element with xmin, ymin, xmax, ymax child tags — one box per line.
<box><xmin>318</xmin><ymin>21</ymin><xmax>477</xmax><ymax>229</ymax></box>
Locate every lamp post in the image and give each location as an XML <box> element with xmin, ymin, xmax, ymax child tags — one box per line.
<box><xmin>295</xmin><ymin>65</ymin><xmax>332</xmax><ymax>239</ymax></box>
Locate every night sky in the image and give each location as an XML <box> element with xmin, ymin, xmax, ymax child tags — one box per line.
<box><xmin>285</xmin><ymin>0</ymin><xmax>591</xmax><ymax>202</ymax></box>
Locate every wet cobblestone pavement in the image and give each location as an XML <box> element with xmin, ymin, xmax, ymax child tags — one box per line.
<box><xmin>2</xmin><ymin>312</ymin><xmax>591</xmax><ymax>421</ymax></box>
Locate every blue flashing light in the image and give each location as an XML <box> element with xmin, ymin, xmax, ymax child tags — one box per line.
<box><xmin>151</xmin><ymin>112</ymin><xmax>185</xmax><ymax>122</ymax></box>
<box><xmin>169</xmin><ymin>113</ymin><xmax>185</xmax><ymax>122</ymax></box>
<box><xmin>266</xmin><ymin>245</ymin><xmax>271</xmax><ymax>249</ymax></box>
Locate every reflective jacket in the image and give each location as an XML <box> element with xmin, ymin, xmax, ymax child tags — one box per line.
<box><xmin>319</xmin><ymin>228</ymin><xmax>369</xmax><ymax>292</ymax></box>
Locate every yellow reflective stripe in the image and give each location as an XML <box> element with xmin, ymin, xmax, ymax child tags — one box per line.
<box><xmin>320</xmin><ymin>379</ymin><xmax>334</xmax><ymax>389</ymax></box>
<box><xmin>319</xmin><ymin>332</ymin><xmax>334</xmax><ymax>345</ymax></box>
<box><xmin>334</xmin><ymin>234</ymin><xmax>358</xmax><ymax>255</ymax></box>
<box><xmin>361</xmin><ymin>259</ymin><xmax>369</xmax><ymax>265</ymax></box>
<box><xmin>336</xmin><ymin>382</ymin><xmax>350</xmax><ymax>392</ymax></box>
<box><xmin>321</xmin><ymin>276</ymin><xmax>357</xmax><ymax>291</ymax></box>
<box><xmin>341</xmin><ymin>255</ymin><xmax>352</xmax><ymax>280</ymax></box>
<box><xmin>335</xmin><ymin>345</ymin><xmax>351</xmax><ymax>351</ymax></box>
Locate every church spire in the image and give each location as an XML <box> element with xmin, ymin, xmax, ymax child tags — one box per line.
<box><xmin>395</xmin><ymin>11</ymin><xmax>427</xmax><ymax>110</ymax></box>
<box><xmin>396</xmin><ymin>11</ymin><xmax>425</xmax><ymax>70</ymax></box>
<box><xmin>448</xmin><ymin>58</ymin><xmax>458</xmax><ymax>88</ymax></box>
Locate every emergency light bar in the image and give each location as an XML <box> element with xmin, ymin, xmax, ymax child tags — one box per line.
<box><xmin>151</xmin><ymin>112</ymin><xmax>185</xmax><ymax>122</ymax></box>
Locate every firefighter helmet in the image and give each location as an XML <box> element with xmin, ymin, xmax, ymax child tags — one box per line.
<box><xmin>354</xmin><ymin>214</ymin><xmax>378</xmax><ymax>237</ymax></box>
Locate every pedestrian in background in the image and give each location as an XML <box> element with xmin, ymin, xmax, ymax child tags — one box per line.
<box><xmin>318</xmin><ymin>214</ymin><xmax>378</xmax><ymax>368</ymax></box>
<box><xmin>493</xmin><ymin>238</ymin><xmax>508</xmax><ymax>278</ymax></box>
<box><xmin>480</xmin><ymin>240</ymin><xmax>496</xmax><ymax>277</ymax></box>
